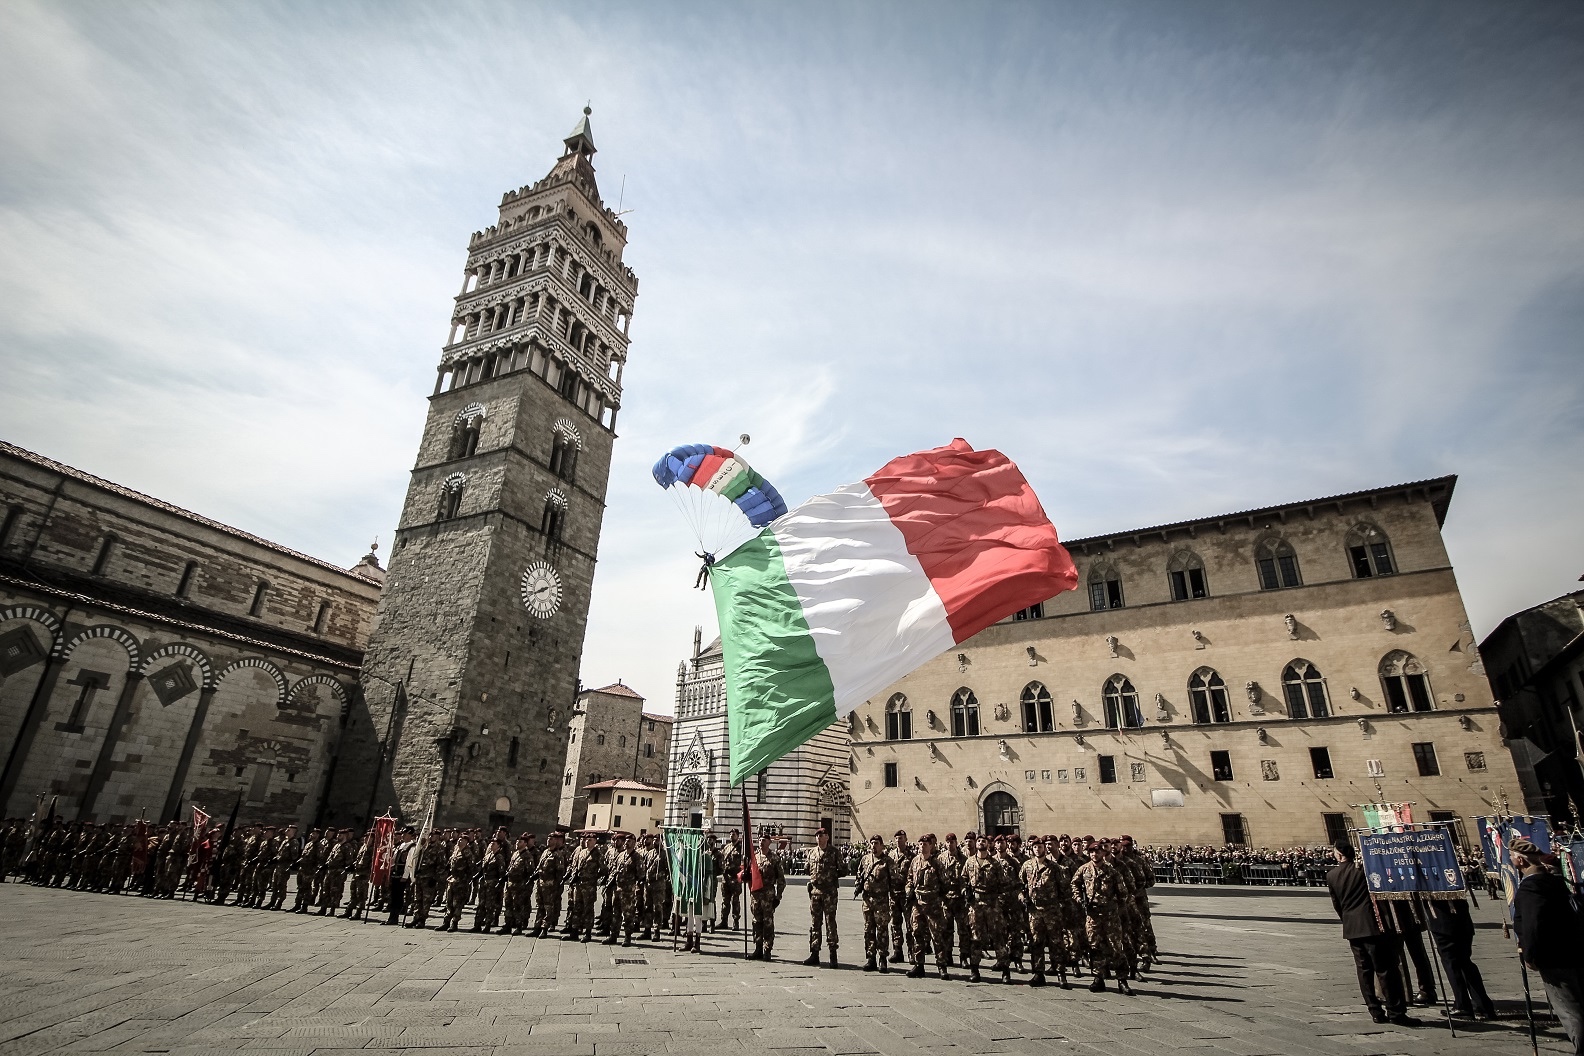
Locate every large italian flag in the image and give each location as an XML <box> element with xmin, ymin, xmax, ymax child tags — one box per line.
<box><xmin>711</xmin><ymin>439</ymin><xmax>1077</xmax><ymax>785</ymax></box>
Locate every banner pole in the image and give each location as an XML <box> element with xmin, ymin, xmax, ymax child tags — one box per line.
<box><xmin>1416</xmin><ymin>893</ymin><xmax>1456</xmax><ymax>1036</ymax></box>
<box><xmin>1519</xmin><ymin>960</ymin><xmax>1540</xmax><ymax>1056</ymax></box>
<box><xmin>742</xmin><ymin>787</ymin><xmax>753</xmax><ymax>961</ymax></box>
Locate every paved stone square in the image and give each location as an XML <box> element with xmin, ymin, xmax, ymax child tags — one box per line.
<box><xmin>0</xmin><ymin>880</ymin><xmax>1572</xmax><ymax>1056</ymax></box>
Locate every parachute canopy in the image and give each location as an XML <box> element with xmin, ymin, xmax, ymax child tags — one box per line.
<box><xmin>653</xmin><ymin>443</ymin><xmax>787</xmax><ymax>557</ymax></box>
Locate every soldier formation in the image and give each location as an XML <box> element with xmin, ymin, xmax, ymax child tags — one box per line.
<box><xmin>848</xmin><ymin>828</ymin><xmax>1156</xmax><ymax>991</ymax></box>
<box><xmin>1</xmin><ymin>815</ymin><xmax>1160</xmax><ymax>994</ymax></box>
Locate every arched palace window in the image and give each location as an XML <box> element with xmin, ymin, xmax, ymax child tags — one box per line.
<box><xmin>950</xmin><ymin>688</ymin><xmax>980</xmax><ymax>737</ymax></box>
<box><xmin>884</xmin><ymin>693</ymin><xmax>912</xmax><ymax>740</ymax></box>
<box><xmin>1168</xmin><ymin>549</ymin><xmax>1209</xmax><ymax>601</ymax></box>
<box><xmin>1380</xmin><ymin>651</ymin><xmax>1434</xmax><ymax>713</ymax></box>
<box><xmin>1020</xmin><ymin>682</ymin><xmax>1054</xmax><ymax>733</ymax></box>
<box><xmin>1282</xmin><ymin>660</ymin><xmax>1330</xmax><ymax>718</ymax></box>
<box><xmin>1188</xmin><ymin>668</ymin><xmax>1232</xmax><ymax>724</ymax></box>
<box><xmin>1102</xmin><ymin>675</ymin><xmax>1143</xmax><ymax>729</ymax></box>
<box><xmin>1256</xmin><ymin>536</ymin><xmax>1302</xmax><ymax>589</ymax></box>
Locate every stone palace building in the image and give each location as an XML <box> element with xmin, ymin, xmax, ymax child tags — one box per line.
<box><xmin>557</xmin><ymin>681</ymin><xmax>671</xmax><ymax>830</ymax></box>
<box><xmin>848</xmin><ymin>477</ymin><xmax>1521</xmax><ymax>850</ymax></box>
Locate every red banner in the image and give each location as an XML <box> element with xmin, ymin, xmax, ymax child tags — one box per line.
<box><xmin>192</xmin><ymin>805</ymin><xmax>211</xmax><ymax>832</ymax></box>
<box><xmin>369</xmin><ymin>813</ymin><xmax>398</xmax><ymax>887</ymax></box>
<box><xmin>130</xmin><ymin>818</ymin><xmax>150</xmax><ymax>875</ymax></box>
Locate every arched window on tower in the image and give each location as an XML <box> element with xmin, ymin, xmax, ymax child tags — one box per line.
<box><xmin>1282</xmin><ymin>659</ymin><xmax>1330</xmax><ymax>718</ymax></box>
<box><xmin>1380</xmin><ymin>651</ymin><xmax>1434</xmax><ymax>713</ymax></box>
<box><xmin>1089</xmin><ymin>562</ymin><xmax>1124</xmax><ymax>611</ymax></box>
<box><xmin>549</xmin><ymin>420</ymin><xmax>582</xmax><ymax>482</ymax></box>
<box><xmin>1168</xmin><ymin>549</ymin><xmax>1209</xmax><ymax>600</ymax></box>
<box><xmin>884</xmin><ymin>693</ymin><xmax>912</xmax><ymax>740</ymax></box>
<box><xmin>1102</xmin><ymin>675</ymin><xmax>1143</xmax><ymax>729</ymax></box>
<box><xmin>438</xmin><ymin>473</ymin><xmax>466</xmax><ymax>521</ymax></box>
<box><xmin>452</xmin><ymin>404</ymin><xmax>485</xmax><ymax>459</ymax></box>
<box><xmin>1346</xmin><ymin>523</ymin><xmax>1397</xmax><ymax>578</ymax></box>
<box><xmin>1020</xmin><ymin>682</ymin><xmax>1054</xmax><ymax>732</ymax></box>
<box><xmin>1187</xmin><ymin>668</ymin><xmax>1232</xmax><ymax>724</ymax></box>
<box><xmin>950</xmin><ymin>688</ymin><xmax>980</xmax><ymax>737</ymax></box>
<box><xmin>1255</xmin><ymin>536</ymin><xmax>1302</xmax><ymax>589</ymax></box>
<box><xmin>541</xmin><ymin>490</ymin><xmax>567</xmax><ymax>546</ymax></box>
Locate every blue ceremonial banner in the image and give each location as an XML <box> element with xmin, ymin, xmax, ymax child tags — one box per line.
<box><xmin>1477</xmin><ymin>815</ymin><xmax>1554</xmax><ymax>924</ymax></box>
<box><xmin>1359</xmin><ymin>825</ymin><xmax>1466</xmax><ymax>900</ymax></box>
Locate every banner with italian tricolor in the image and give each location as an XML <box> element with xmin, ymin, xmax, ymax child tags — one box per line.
<box><xmin>711</xmin><ymin>439</ymin><xmax>1077</xmax><ymax>785</ymax></box>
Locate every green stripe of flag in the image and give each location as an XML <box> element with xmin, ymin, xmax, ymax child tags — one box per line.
<box><xmin>710</xmin><ymin>528</ymin><xmax>838</xmax><ymax>786</ymax></box>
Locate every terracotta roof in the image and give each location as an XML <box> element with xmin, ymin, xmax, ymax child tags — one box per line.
<box><xmin>0</xmin><ymin>439</ymin><xmax>376</xmax><ymax>584</ymax></box>
<box><xmin>583</xmin><ymin>778</ymin><xmax>665</xmax><ymax>792</ymax></box>
<box><xmin>586</xmin><ymin>681</ymin><xmax>644</xmax><ymax>700</ymax></box>
<box><xmin>640</xmin><ymin>711</ymin><xmax>673</xmax><ymax>724</ymax></box>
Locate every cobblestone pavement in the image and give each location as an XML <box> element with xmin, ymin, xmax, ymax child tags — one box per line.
<box><xmin>0</xmin><ymin>880</ymin><xmax>1572</xmax><ymax>1056</ymax></box>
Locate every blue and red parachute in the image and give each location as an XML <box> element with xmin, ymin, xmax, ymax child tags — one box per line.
<box><xmin>653</xmin><ymin>442</ymin><xmax>786</xmax><ymax>560</ymax></box>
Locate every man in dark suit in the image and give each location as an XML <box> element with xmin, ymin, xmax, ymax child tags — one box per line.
<box><xmin>1423</xmin><ymin>895</ymin><xmax>1495</xmax><ymax>1019</ymax></box>
<box><xmin>1326</xmin><ymin>840</ymin><xmax>1413</xmax><ymax>1026</ymax></box>
<box><xmin>1512</xmin><ymin>838</ymin><xmax>1583</xmax><ymax>1054</ymax></box>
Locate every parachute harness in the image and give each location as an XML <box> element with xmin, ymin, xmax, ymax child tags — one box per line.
<box><xmin>694</xmin><ymin>552</ymin><xmax>715</xmax><ymax>590</ymax></box>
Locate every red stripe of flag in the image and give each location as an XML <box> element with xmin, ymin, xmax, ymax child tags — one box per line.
<box><xmin>864</xmin><ymin>438</ymin><xmax>1077</xmax><ymax>643</ymax></box>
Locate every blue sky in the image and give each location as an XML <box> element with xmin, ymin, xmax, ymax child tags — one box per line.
<box><xmin>2</xmin><ymin>1</ymin><xmax>1580</xmax><ymax>712</ymax></box>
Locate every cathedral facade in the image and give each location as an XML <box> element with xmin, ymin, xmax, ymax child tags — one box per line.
<box><xmin>848</xmin><ymin>477</ymin><xmax>1522</xmax><ymax>850</ymax></box>
<box><xmin>324</xmin><ymin>111</ymin><xmax>637</xmax><ymax>834</ymax></box>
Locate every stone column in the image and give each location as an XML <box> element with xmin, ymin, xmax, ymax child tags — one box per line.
<box><xmin>77</xmin><ymin>672</ymin><xmax>145</xmax><ymax>820</ymax></box>
<box><xmin>0</xmin><ymin>650</ymin><xmax>68</xmax><ymax>815</ymax></box>
<box><xmin>161</xmin><ymin>685</ymin><xmax>217</xmax><ymax>823</ymax></box>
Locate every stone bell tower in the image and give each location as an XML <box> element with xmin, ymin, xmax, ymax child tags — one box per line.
<box><xmin>326</xmin><ymin>108</ymin><xmax>637</xmax><ymax>831</ymax></box>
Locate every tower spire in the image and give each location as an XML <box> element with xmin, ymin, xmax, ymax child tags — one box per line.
<box><xmin>563</xmin><ymin>105</ymin><xmax>596</xmax><ymax>158</ymax></box>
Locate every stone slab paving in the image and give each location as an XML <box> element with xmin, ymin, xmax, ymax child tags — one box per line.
<box><xmin>0</xmin><ymin>880</ymin><xmax>1572</xmax><ymax>1055</ymax></box>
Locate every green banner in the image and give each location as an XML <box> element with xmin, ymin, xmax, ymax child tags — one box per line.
<box><xmin>664</xmin><ymin>827</ymin><xmax>716</xmax><ymax>917</ymax></box>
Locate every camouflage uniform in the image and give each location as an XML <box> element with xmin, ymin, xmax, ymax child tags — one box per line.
<box><xmin>718</xmin><ymin>842</ymin><xmax>743</xmax><ymax>929</ymax></box>
<box><xmin>855</xmin><ymin>849</ymin><xmax>893</xmax><ymax>967</ymax></box>
<box><xmin>749</xmin><ymin>847</ymin><xmax>786</xmax><ymax>958</ymax></box>
<box><xmin>641</xmin><ymin>840</ymin><xmax>670</xmax><ymax>938</ymax></box>
<box><xmin>473</xmin><ymin>842</ymin><xmax>507</xmax><ymax>931</ymax></box>
<box><xmin>408</xmin><ymin>837</ymin><xmax>447</xmax><ymax>927</ymax></box>
<box><xmin>606</xmin><ymin>841</ymin><xmax>642</xmax><ymax>944</ymax></box>
<box><xmin>804</xmin><ymin>843</ymin><xmax>841</xmax><ymax>960</ymax></box>
<box><xmin>887</xmin><ymin>842</ymin><xmax>913</xmax><ymax>962</ymax></box>
<box><xmin>996</xmin><ymin>847</ymin><xmax>1027</xmax><ymax>968</ymax></box>
<box><xmin>565</xmin><ymin>842</ymin><xmax>605</xmax><ymax>938</ymax></box>
<box><xmin>317</xmin><ymin>836</ymin><xmax>351</xmax><ymax>913</ymax></box>
<box><xmin>534</xmin><ymin>841</ymin><xmax>570</xmax><ymax>935</ymax></box>
<box><xmin>503</xmin><ymin>842</ymin><xmax>537</xmax><ymax>934</ymax></box>
<box><xmin>937</xmin><ymin>845</ymin><xmax>970</xmax><ymax>968</ymax></box>
<box><xmin>1019</xmin><ymin>854</ymin><xmax>1068</xmax><ymax>984</ymax></box>
<box><xmin>905</xmin><ymin>849</ymin><xmax>949</xmax><ymax>976</ymax></box>
<box><xmin>292</xmin><ymin>831</ymin><xmax>323</xmax><ymax>911</ymax></box>
<box><xmin>1072</xmin><ymin>857</ymin><xmax>1128</xmax><ymax>980</ymax></box>
<box><xmin>269</xmin><ymin>832</ymin><xmax>300</xmax><ymax>910</ymax></box>
<box><xmin>1118</xmin><ymin>847</ymin><xmax>1157</xmax><ymax>960</ymax></box>
<box><xmin>440</xmin><ymin>838</ymin><xmax>477</xmax><ymax>930</ymax></box>
<box><xmin>346</xmin><ymin>837</ymin><xmax>374</xmax><ymax>918</ymax></box>
<box><xmin>963</xmin><ymin>852</ymin><xmax>1010</xmax><ymax>974</ymax></box>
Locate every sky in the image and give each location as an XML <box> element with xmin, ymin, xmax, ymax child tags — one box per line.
<box><xmin>1</xmin><ymin>1</ymin><xmax>1581</xmax><ymax>714</ymax></box>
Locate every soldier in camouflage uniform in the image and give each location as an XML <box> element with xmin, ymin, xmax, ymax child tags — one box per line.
<box><xmin>1118</xmin><ymin>834</ymin><xmax>1157</xmax><ymax>965</ymax></box>
<box><xmin>604</xmin><ymin>833</ymin><xmax>642</xmax><ymax>946</ymax></box>
<box><xmin>291</xmin><ymin>827</ymin><xmax>322</xmax><ymax>912</ymax></box>
<box><xmin>439</xmin><ymin>831</ymin><xmax>478</xmax><ymax>932</ymax></box>
<box><xmin>503</xmin><ymin>833</ymin><xmax>537</xmax><ymax>935</ymax></box>
<box><xmin>534</xmin><ymin>829</ymin><xmax>570</xmax><ymax>937</ymax></box>
<box><xmin>267</xmin><ymin>825</ymin><xmax>298</xmax><ymax>910</ymax></box>
<box><xmin>938</xmin><ymin>832</ymin><xmax>969</xmax><ymax>969</ymax></box>
<box><xmin>904</xmin><ymin>833</ymin><xmax>949</xmax><ymax>980</ymax></box>
<box><xmin>472</xmin><ymin>834</ymin><xmax>507</xmax><ymax>932</ymax></box>
<box><xmin>856</xmin><ymin>834</ymin><xmax>893</xmax><ymax>973</ymax></box>
<box><xmin>345</xmin><ymin>829</ymin><xmax>375</xmax><ymax>919</ymax></box>
<box><xmin>1019</xmin><ymin>837</ymin><xmax>1068</xmax><ymax>987</ymax></box>
<box><xmin>994</xmin><ymin>835</ymin><xmax>1026</xmax><ymax>970</ymax></box>
<box><xmin>247</xmin><ymin>827</ymin><xmax>277</xmax><ymax>907</ymax></box>
<box><xmin>718</xmin><ymin>829</ymin><xmax>743</xmax><ymax>930</ymax></box>
<box><xmin>1072</xmin><ymin>840</ymin><xmax>1131</xmax><ymax>993</ymax></box>
<box><xmin>748</xmin><ymin>834</ymin><xmax>786</xmax><ymax>961</ymax></box>
<box><xmin>317</xmin><ymin>829</ymin><xmax>353</xmax><ymax>915</ymax></box>
<box><xmin>564</xmin><ymin>832</ymin><xmax>604</xmax><ymax>941</ymax></box>
<box><xmin>406</xmin><ymin>831</ymin><xmax>447</xmax><ymax>928</ymax></box>
<box><xmin>802</xmin><ymin>828</ymin><xmax>841</xmax><ymax>967</ymax></box>
<box><xmin>640</xmin><ymin>834</ymin><xmax>670</xmax><ymax>941</ymax></box>
<box><xmin>964</xmin><ymin>835</ymin><xmax>1011</xmax><ymax>983</ymax></box>
<box><xmin>887</xmin><ymin>830</ymin><xmax>914</xmax><ymax>964</ymax></box>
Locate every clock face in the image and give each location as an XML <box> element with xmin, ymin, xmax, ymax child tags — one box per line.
<box><xmin>519</xmin><ymin>561</ymin><xmax>563</xmax><ymax>618</ymax></box>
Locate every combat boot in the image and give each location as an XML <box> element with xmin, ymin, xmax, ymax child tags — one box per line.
<box><xmin>829</xmin><ymin>949</ymin><xmax>838</xmax><ymax>968</ymax></box>
<box><xmin>863</xmin><ymin>956</ymin><xmax>876</xmax><ymax>972</ymax></box>
<box><xmin>752</xmin><ymin>941</ymin><xmax>764</xmax><ymax>960</ymax></box>
<box><xmin>1118</xmin><ymin>975</ymin><xmax>1133</xmax><ymax>995</ymax></box>
<box><xmin>802</xmin><ymin>952</ymin><xmax>820</xmax><ymax>966</ymax></box>
<box><xmin>1029</xmin><ymin>972</ymin><xmax>1046</xmax><ymax>987</ymax></box>
<box><xmin>622</xmin><ymin>935</ymin><xmax>633</xmax><ymax>947</ymax></box>
<box><xmin>582</xmin><ymin>929</ymin><xmax>593</xmax><ymax>942</ymax></box>
<box><xmin>970</xmin><ymin>965</ymin><xmax>983</xmax><ymax>983</ymax></box>
<box><xmin>878</xmin><ymin>953</ymin><xmax>889</xmax><ymax>974</ymax></box>
<box><xmin>938</xmin><ymin>965</ymin><xmax>949</xmax><ymax>980</ymax></box>
<box><xmin>602</xmin><ymin>933</ymin><xmax>618</xmax><ymax>945</ymax></box>
<box><xmin>906</xmin><ymin>964</ymin><xmax>925</xmax><ymax>979</ymax></box>
<box><xmin>1089</xmin><ymin>974</ymin><xmax>1106</xmax><ymax>993</ymax></box>
<box><xmin>1001</xmin><ymin>967</ymin><xmax>1012</xmax><ymax>984</ymax></box>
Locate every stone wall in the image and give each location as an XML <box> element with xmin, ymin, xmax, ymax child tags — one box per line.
<box><xmin>556</xmin><ymin>686</ymin><xmax>671</xmax><ymax>829</ymax></box>
<box><xmin>0</xmin><ymin>441</ymin><xmax>378</xmax><ymax>826</ymax></box>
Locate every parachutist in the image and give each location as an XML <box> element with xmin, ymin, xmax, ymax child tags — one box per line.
<box><xmin>694</xmin><ymin>552</ymin><xmax>715</xmax><ymax>590</ymax></box>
